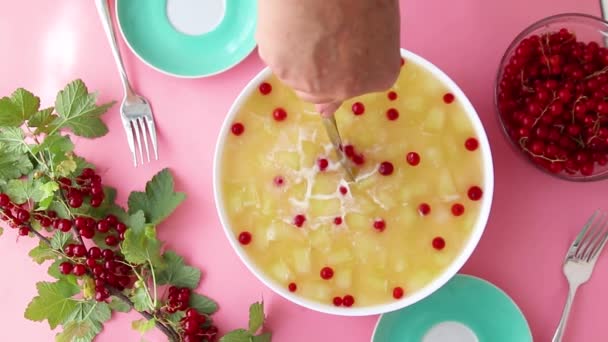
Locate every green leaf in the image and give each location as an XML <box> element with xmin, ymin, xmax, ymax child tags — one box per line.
<box><xmin>132</xmin><ymin>318</ymin><xmax>156</xmax><ymax>335</ymax></box>
<box><xmin>0</xmin><ymin>96</ymin><xmax>22</xmax><ymax>127</ymax></box>
<box><xmin>5</xmin><ymin>179</ymin><xmax>45</xmax><ymax>204</ymax></box>
<box><xmin>248</xmin><ymin>302</ymin><xmax>265</xmax><ymax>334</ymax></box>
<box><xmin>220</xmin><ymin>329</ymin><xmax>252</xmax><ymax>342</ymax></box>
<box><xmin>165</xmin><ymin>311</ymin><xmax>185</xmax><ymax>325</ymax></box>
<box><xmin>128</xmin><ymin>168</ymin><xmax>186</xmax><ymax>225</ymax></box>
<box><xmin>37</xmin><ymin>181</ymin><xmax>59</xmax><ymax>210</ymax></box>
<box><xmin>252</xmin><ymin>333</ymin><xmax>272</xmax><ymax>342</ymax></box>
<box><xmin>0</xmin><ymin>144</ymin><xmax>33</xmax><ymax>179</ymax></box>
<box><xmin>11</xmin><ymin>88</ymin><xmax>40</xmax><ymax>121</ymax></box>
<box><xmin>50</xmin><ymin>231</ymin><xmax>74</xmax><ymax>251</ymax></box>
<box><xmin>48</xmin><ymin>200</ymin><xmax>70</xmax><ymax>219</ymax></box>
<box><xmin>32</xmin><ymin>134</ymin><xmax>74</xmax><ymax>156</ymax></box>
<box><xmin>48</xmin><ymin>259</ymin><xmax>66</xmax><ymax>279</ymax></box>
<box><xmin>29</xmin><ymin>240</ymin><xmax>57</xmax><ymax>264</ymax></box>
<box><xmin>0</xmin><ymin>227</ymin><xmax>3</xmax><ymax>237</ymax></box>
<box><xmin>29</xmin><ymin>107</ymin><xmax>55</xmax><ymax>127</ymax></box>
<box><xmin>56</xmin><ymin>321</ymin><xmax>94</xmax><ymax>342</ymax></box>
<box><xmin>57</xmin><ymin>301</ymin><xmax>111</xmax><ymax>342</ymax></box>
<box><xmin>53</xmin><ymin>79</ymin><xmax>114</xmax><ymax>138</ymax></box>
<box><xmin>189</xmin><ymin>293</ymin><xmax>218</xmax><ymax>315</ymax></box>
<box><xmin>121</xmin><ymin>211</ymin><xmax>163</xmax><ymax>266</ymax></box>
<box><xmin>24</xmin><ymin>279</ymin><xmax>80</xmax><ymax>329</ymax></box>
<box><xmin>108</xmin><ymin>297</ymin><xmax>131</xmax><ymax>313</ymax></box>
<box><xmin>0</xmin><ymin>127</ymin><xmax>27</xmax><ymax>153</ymax></box>
<box><xmin>130</xmin><ymin>287</ymin><xmax>151</xmax><ymax>312</ymax></box>
<box><xmin>156</xmin><ymin>251</ymin><xmax>201</xmax><ymax>289</ymax></box>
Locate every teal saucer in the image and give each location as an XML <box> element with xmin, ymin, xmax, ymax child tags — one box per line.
<box><xmin>372</xmin><ymin>274</ymin><xmax>532</xmax><ymax>342</ymax></box>
<box><xmin>116</xmin><ymin>0</ymin><xmax>257</xmax><ymax>78</ymax></box>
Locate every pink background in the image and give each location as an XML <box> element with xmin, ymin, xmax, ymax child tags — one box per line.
<box><xmin>1</xmin><ymin>0</ymin><xmax>608</xmax><ymax>341</ymax></box>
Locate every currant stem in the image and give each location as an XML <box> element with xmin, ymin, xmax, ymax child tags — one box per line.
<box><xmin>108</xmin><ymin>288</ymin><xmax>180</xmax><ymax>342</ymax></box>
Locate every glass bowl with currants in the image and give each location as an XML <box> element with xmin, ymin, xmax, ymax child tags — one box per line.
<box><xmin>495</xmin><ymin>13</ymin><xmax>608</xmax><ymax>181</ymax></box>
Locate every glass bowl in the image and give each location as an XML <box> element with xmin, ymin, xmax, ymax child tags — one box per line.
<box><xmin>495</xmin><ymin>13</ymin><xmax>608</xmax><ymax>181</ymax></box>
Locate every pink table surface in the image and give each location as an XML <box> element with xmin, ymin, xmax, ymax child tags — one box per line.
<box><xmin>2</xmin><ymin>1</ymin><xmax>608</xmax><ymax>341</ymax></box>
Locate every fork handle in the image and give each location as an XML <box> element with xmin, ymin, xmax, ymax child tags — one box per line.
<box><xmin>95</xmin><ymin>0</ymin><xmax>134</xmax><ymax>96</ymax></box>
<box><xmin>552</xmin><ymin>284</ymin><xmax>579</xmax><ymax>342</ymax></box>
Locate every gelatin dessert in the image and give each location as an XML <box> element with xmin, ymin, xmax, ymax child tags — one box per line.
<box><xmin>216</xmin><ymin>52</ymin><xmax>490</xmax><ymax>312</ymax></box>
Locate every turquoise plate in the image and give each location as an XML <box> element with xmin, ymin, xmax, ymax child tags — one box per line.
<box><xmin>116</xmin><ymin>0</ymin><xmax>257</xmax><ymax>78</ymax></box>
<box><xmin>372</xmin><ymin>274</ymin><xmax>532</xmax><ymax>342</ymax></box>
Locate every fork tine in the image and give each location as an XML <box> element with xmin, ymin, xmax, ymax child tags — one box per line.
<box><xmin>576</xmin><ymin>212</ymin><xmax>604</xmax><ymax>259</ymax></box>
<box><xmin>137</xmin><ymin>117</ymin><xmax>151</xmax><ymax>162</ymax></box>
<box><xmin>122</xmin><ymin>117</ymin><xmax>137</xmax><ymax>167</ymax></box>
<box><xmin>131</xmin><ymin>119</ymin><xmax>144</xmax><ymax>166</ymax></box>
<box><xmin>585</xmin><ymin>213</ymin><xmax>608</xmax><ymax>261</ymax></box>
<box><xmin>568</xmin><ymin>210</ymin><xmax>599</xmax><ymax>257</ymax></box>
<box><xmin>145</xmin><ymin>116</ymin><xmax>159</xmax><ymax>160</ymax></box>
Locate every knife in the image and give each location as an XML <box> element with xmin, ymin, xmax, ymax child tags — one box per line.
<box><xmin>321</xmin><ymin>114</ymin><xmax>356</xmax><ymax>182</ymax></box>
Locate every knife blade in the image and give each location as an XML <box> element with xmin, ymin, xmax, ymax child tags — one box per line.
<box><xmin>321</xmin><ymin>114</ymin><xmax>356</xmax><ymax>182</ymax></box>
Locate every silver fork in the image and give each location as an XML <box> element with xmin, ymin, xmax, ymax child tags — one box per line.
<box><xmin>552</xmin><ymin>210</ymin><xmax>608</xmax><ymax>342</ymax></box>
<box><xmin>95</xmin><ymin>0</ymin><xmax>159</xmax><ymax>166</ymax></box>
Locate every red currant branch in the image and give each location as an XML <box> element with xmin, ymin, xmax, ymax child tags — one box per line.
<box><xmin>108</xmin><ymin>287</ymin><xmax>180</xmax><ymax>342</ymax></box>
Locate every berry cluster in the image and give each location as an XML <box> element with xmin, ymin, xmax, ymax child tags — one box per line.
<box><xmin>498</xmin><ymin>29</ymin><xmax>608</xmax><ymax>176</ymax></box>
<box><xmin>60</xmin><ymin>246</ymin><xmax>133</xmax><ymax>301</ymax></box>
<box><xmin>0</xmin><ymin>193</ymin><xmax>32</xmax><ymax>236</ymax></box>
<box><xmin>166</xmin><ymin>287</ymin><xmax>219</xmax><ymax>342</ymax></box>
<box><xmin>59</xmin><ymin>167</ymin><xmax>106</xmax><ymax>208</ymax></box>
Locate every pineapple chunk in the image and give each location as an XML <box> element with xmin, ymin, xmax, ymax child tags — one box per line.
<box><xmin>361</xmin><ymin>272</ymin><xmax>388</xmax><ymax>293</ymax></box>
<box><xmin>309</xmin><ymin>198</ymin><xmax>341</xmax><ymax>217</ymax></box>
<box><xmin>290</xmin><ymin>180</ymin><xmax>308</xmax><ymax>202</ymax></box>
<box><xmin>423</xmin><ymin>107</ymin><xmax>445</xmax><ymax>133</ymax></box>
<box><xmin>403</xmin><ymin>95</ymin><xmax>425</xmax><ymax>113</ymax></box>
<box><xmin>312</xmin><ymin>173</ymin><xmax>338</xmax><ymax>195</ymax></box>
<box><xmin>425</xmin><ymin>147</ymin><xmax>444</xmax><ymax>168</ymax></box>
<box><xmin>346</xmin><ymin>213</ymin><xmax>370</xmax><ymax>231</ymax></box>
<box><xmin>327</xmin><ymin>248</ymin><xmax>352</xmax><ymax>264</ymax></box>
<box><xmin>309</xmin><ymin>228</ymin><xmax>332</xmax><ymax>252</ymax></box>
<box><xmin>449</xmin><ymin>110</ymin><xmax>474</xmax><ymax>134</ymax></box>
<box><xmin>271</xmin><ymin>259</ymin><xmax>292</xmax><ymax>282</ymax></box>
<box><xmin>335</xmin><ymin>268</ymin><xmax>352</xmax><ymax>289</ymax></box>
<box><xmin>274</xmin><ymin>151</ymin><xmax>300</xmax><ymax>170</ymax></box>
<box><xmin>437</xmin><ymin>168</ymin><xmax>458</xmax><ymax>200</ymax></box>
<box><xmin>373</xmin><ymin>189</ymin><xmax>399</xmax><ymax>208</ymax></box>
<box><xmin>292</xmin><ymin>248</ymin><xmax>312</xmax><ymax>273</ymax></box>
<box><xmin>241</xmin><ymin>185</ymin><xmax>259</xmax><ymax>207</ymax></box>
<box><xmin>302</xmin><ymin>141</ymin><xmax>323</xmax><ymax>168</ymax></box>
<box><xmin>301</xmin><ymin>281</ymin><xmax>332</xmax><ymax>302</ymax></box>
<box><xmin>352</xmin><ymin>233</ymin><xmax>378</xmax><ymax>262</ymax></box>
<box><xmin>259</xmin><ymin>194</ymin><xmax>278</xmax><ymax>216</ymax></box>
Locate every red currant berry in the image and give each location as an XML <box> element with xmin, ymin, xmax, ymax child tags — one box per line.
<box><xmin>59</xmin><ymin>262</ymin><xmax>73</xmax><ymax>275</ymax></box>
<box><xmin>293</xmin><ymin>214</ymin><xmax>306</xmax><ymax>228</ymax></box>
<box><xmin>352</xmin><ymin>102</ymin><xmax>365</xmax><ymax>115</ymax></box>
<box><xmin>418</xmin><ymin>203</ymin><xmax>431</xmax><ymax>216</ymax></box>
<box><xmin>288</xmin><ymin>282</ymin><xmax>297</xmax><ymax>292</ymax></box>
<box><xmin>231</xmin><ymin>123</ymin><xmax>245</xmax><ymax>136</ymax></box>
<box><xmin>373</xmin><ymin>219</ymin><xmax>386</xmax><ymax>232</ymax></box>
<box><xmin>272</xmin><ymin>108</ymin><xmax>287</xmax><ymax>121</ymax></box>
<box><xmin>467</xmin><ymin>186</ymin><xmax>483</xmax><ymax>201</ymax></box>
<box><xmin>259</xmin><ymin>82</ymin><xmax>272</xmax><ymax>95</ymax></box>
<box><xmin>238</xmin><ymin>231</ymin><xmax>252</xmax><ymax>245</ymax></box>
<box><xmin>320</xmin><ymin>267</ymin><xmax>334</xmax><ymax>280</ymax></box>
<box><xmin>378</xmin><ymin>161</ymin><xmax>394</xmax><ymax>176</ymax></box>
<box><xmin>451</xmin><ymin>203</ymin><xmax>465</xmax><ymax>216</ymax></box>
<box><xmin>393</xmin><ymin>287</ymin><xmax>404</xmax><ymax>299</ymax></box>
<box><xmin>73</xmin><ymin>264</ymin><xmax>86</xmax><ymax>276</ymax></box>
<box><xmin>432</xmin><ymin>237</ymin><xmax>446</xmax><ymax>250</ymax></box>
<box><xmin>342</xmin><ymin>295</ymin><xmax>355</xmax><ymax>307</ymax></box>
<box><xmin>105</xmin><ymin>235</ymin><xmax>119</xmax><ymax>246</ymax></box>
<box><xmin>406</xmin><ymin>152</ymin><xmax>420</xmax><ymax>166</ymax></box>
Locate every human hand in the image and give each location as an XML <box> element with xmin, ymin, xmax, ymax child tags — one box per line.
<box><xmin>255</xmin><ymin>0</ymin><xmax>402</xmax><ymax>116</ymax></box>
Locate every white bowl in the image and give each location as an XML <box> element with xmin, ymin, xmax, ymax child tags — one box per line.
<box><xmin>213</xmin><ymin>48</ymin><xmax>495</xmax><ymax>316</ymax></box>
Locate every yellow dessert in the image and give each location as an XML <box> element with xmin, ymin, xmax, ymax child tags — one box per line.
<box><xmin>219</xmin><ymin>58</ymin><xmax>485</xmax><ymax>308</ymax></box>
